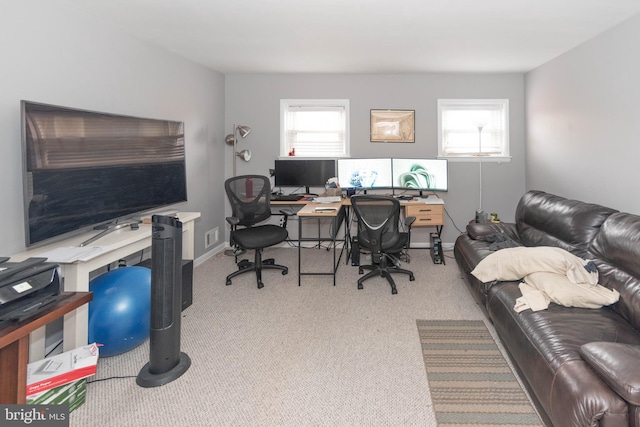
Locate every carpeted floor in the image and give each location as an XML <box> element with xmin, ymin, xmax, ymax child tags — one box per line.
<box><xmin>69</xmin><ymin>247</ymin><xmax>539</xmax><ymax>426</ymax></box>
<box><xmin>417</xmin><ymin>320</ymin><xmax>543</xmax><ymax>427</ymax></box>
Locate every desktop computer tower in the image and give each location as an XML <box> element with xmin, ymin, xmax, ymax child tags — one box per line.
<box><xmin>350</xmin><ymin>237</ymin><xmax>360</xmax><ymax>266</ymax></box>
<box><xmin>430</xmin><ymin>232</ymin><xmax>444</xmax><ymax>265</ymax></box>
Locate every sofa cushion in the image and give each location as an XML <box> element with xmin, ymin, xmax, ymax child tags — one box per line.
<box><xmin>590</xmin><ymin>212</ymin><xmax>640</xmax><ymax>331</ymax></box>
<box><xmin>581</xmin><ymin>342</ymin><xmax>640</xmax><ymax>405</ymax></box>
<box><xmin>515</xmin><ymin>191</ymin><xmax>617</xmax><ymax>258</ymax></box>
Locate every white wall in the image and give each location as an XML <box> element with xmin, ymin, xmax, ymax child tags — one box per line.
<box><xmin>525</xmin><ymin>14</ymin><xmax>640</xmax><ymax>214</ymax></box>
<box><xmin>226</xmin><ymin>73</ymin><xmax>526</xmax><ymax>245</ymax></box>
<box><xmin>0</xmin><ymin>1</ymin><xmax>226</xmax><ymax>258</ymax></box>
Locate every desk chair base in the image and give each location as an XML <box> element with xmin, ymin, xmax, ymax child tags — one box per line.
<box><xmin>226</xmin><ymin>248</ymin><xmax>288</xmax><ymax>289</ymax></box>
<box><xmin>357</xmin><ymin>255</ymin><xmax>414</xmax><ymax>295</ymax></box>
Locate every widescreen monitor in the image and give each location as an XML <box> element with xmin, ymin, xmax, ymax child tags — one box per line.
<box><xmin>274</xmin><ymin>159</ymin><xmax>336</xmax><ymax>191</ymax></box>
<box><xmin>391</xmin><ymin>158</ymin><xmax>448</xmax><ymax>192</ymax></box>
<box><xmin>336</xmin><ymin>158</ymin><xmax>393</xmax><ymax>189</ymax></box>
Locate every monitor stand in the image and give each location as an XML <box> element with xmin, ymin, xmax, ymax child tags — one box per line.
<box><xmin>79</xmin><ymin>219</ymin><xmax>141</xmax><ymax>247</ymax></box>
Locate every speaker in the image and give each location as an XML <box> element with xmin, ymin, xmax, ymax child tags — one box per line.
<box><xmin>137</xmin><ymin>215</ymin><xmax>191</xmax><ymax>388</ymax></box>
<box><xmin>137</xmin><ymin>259</ymin><xmax>193</xmax><ymax>311</ymax></box>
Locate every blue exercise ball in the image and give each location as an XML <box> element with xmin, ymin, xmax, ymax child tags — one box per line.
<box><xmin>88</xmin><ymin>266</ymin><xmax>151</xmax><ymax>357</ymax></box>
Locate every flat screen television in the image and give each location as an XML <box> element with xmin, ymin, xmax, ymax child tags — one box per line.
<box><xmin>391</xmin><ymin>158</ymin><xmax>448</xmax><ymax>192</ymax></box>
<box><xmin>274</xmin><ymin>159</ymin><xmax>335</xmax><ymax>193</ymax></box>
<box><xmin>21</xmin><ymin>101</ymin><xmax>187</xmax><ymax>247</ymax></box>
<box><xmin>336</xmin><ymin>158</ymin><xmax>393</xmax><ymax>189</ymax></box>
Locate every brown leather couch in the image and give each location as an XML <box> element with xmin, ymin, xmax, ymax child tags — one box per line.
<box><xmin>454</xmin><ymin>190</ymin><xmax>640</xmax><ymax>427</ymax></box>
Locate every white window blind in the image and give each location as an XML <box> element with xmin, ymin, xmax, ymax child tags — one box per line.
<box><xmin>281</xmin><ymin>99</ymin><xmax>349</xmax><ymax>157</ymax></box>
<box><xmin>437</xmin><ymin>99</ymin><xmax>509</xmax><ymax>159</ymax></box>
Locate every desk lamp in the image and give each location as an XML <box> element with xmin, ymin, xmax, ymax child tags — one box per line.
<box><xmin>225</xmin><ymin>124</ymin><xmax>251</xmax><ymax>176</ymax></box>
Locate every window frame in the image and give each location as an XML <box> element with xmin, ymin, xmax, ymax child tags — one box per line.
<box><xmin>280</xmin><ymin>99</ymin><xmax>350</xmax><ymax>158</ymax></box>
<box><xmin>437</xmin><ymin>99</ymin><xmax>511</xmax><ymax>162</ymax></box>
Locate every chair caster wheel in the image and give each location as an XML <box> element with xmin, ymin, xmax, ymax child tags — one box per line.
<box><xmin>257</xmin><ymin>282</ymin><xmax>264</xmax><ymax>289</ymax></box>
<box><xmin>409</xmin><ymin>275</ymin><xmax>415</xmax><ymax>281</ymax></box>
<box><xmin>392</xmin><ymin>288</ymin><xmax>398</xmax><ymax>295</ymax></box>
<box><xmin>226</xmin><ymin>279</ymin><xmax>232</xmax><ymax>286</ymax></box>
<box><xmin>282</xmin><ymin>269</ymin><xmax>288</xmax><ymax>275</ymax></box>
<box><xmin>358</xmin><ymin>268</ymin><xmax>363</xmax><ymax>274</ymax></box>
<box><xmin>357</xmin><ymin>284</ymin><xmax>363</xmax><ymax>290</ymax></box>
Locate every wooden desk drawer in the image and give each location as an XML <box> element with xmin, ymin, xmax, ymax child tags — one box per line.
<box><xmin>405</xmin><ymin>204</ymin><xmax>444</xmax><ymax>227</ymax></box>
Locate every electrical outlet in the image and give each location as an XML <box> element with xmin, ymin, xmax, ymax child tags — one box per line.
<box><xmin>205</xmin><ymin>227</ymin><xmax>219</xmax><ymax>249</ymax></box>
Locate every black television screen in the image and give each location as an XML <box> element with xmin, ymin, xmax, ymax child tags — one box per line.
<box><xmin>21</xmin><ymin>101</ymin><xmax>187</xmax><ymax>246</ymax></box>
<box><xmin>274</xmin><ymin>159</ymin><xmax>335</xmax><ymax>190</ymax></box>
<box><xmin>391</xmin><ymin>158</ymin><xmax>448</xmax><ymax>192</ymax></box>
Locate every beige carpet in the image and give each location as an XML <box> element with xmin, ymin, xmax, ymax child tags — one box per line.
<box><xmin>69</xmin><ymin>247</ymin><xmax>536</xmax><ymax>426</ymax></box>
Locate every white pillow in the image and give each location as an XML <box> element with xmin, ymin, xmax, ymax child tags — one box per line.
<box><xmin>471</xmin><ymin>246</ymin><xmax>598</xmax><ymax>285</ymax></box>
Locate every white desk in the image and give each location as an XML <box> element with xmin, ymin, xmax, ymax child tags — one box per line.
<box><xmin>10</xmin><ymin>212</ymin><xmax>200</xmax><ymax>360</ymax></box>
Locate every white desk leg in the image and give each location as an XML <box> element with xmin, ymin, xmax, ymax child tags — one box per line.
<box><xmin>182</xmin><ymin>223</ymin><xmax>195</xmax><ymax>260</ymax></box>
<box><xmin>60</xmin><ymin>263</ymin><xmax>89</xmax><ymax>351</ymax></box>
<box><xmin>28</xmin><ymin>327</ymin><xmax>46</xmax><ymax>362</ymax></box>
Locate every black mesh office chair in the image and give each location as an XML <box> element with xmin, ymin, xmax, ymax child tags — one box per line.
<box><xmin>351</xmin><ymin>195</ymin><xmax>415</xmax><ymax>294</ymax></box>
<box><xmin>225</xmin><ymin>175</ymin><xmax>289</xmax><ymax>289</ymax></box>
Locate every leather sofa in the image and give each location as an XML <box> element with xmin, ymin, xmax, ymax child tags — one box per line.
<box><xmin>454</xmin><ymin>190</ymin><xmax>640</xmax><ymax>427</ymax></box>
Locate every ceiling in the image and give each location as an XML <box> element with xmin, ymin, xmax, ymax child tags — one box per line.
<box><xmin>60</xmin><ymin>0</ymin><xmax>640</xmax><ymax>74</ymax></box>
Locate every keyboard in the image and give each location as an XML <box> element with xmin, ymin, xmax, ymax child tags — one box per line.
<box><xmin>314</xmin><ymin>196</ymin><xmax>342</xmax><ymax>203</ymax></box>
<box><xmin>272</xmin><ymin>194</ymin><xmax>303</xmax><ymax>202</ymax></box>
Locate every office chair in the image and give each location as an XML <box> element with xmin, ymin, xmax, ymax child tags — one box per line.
<box><xmin>225</xmin><ymin>175</ymin><xmax>290</xmax><ymax>289</ymax></box>
<box><xmin>351</xmin><ymin>195</ymin><xmax>415</xmax><ymax>294</ymax></box>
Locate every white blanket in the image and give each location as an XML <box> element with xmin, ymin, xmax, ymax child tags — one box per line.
<box><xmin>470</xmin><ymin>246</ymin><xmax>619</xmax><ymax>312</ymax></box>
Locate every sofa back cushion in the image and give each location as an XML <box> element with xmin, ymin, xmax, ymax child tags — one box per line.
<box><xmin>515</xmin><ymin>191</ymin><xmax>617</xmax><ymax>258</ymax></box>
<box><xmin>590</xmin><ymin>212</ymin><xmax>640</xmax><ymax>330</ymax></box>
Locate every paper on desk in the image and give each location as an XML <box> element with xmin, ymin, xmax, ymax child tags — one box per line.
<box><xmin>314</xmin><ymin>196</ymin><xmax>342</xmax><ymax>203</ymax></box>
<box><xmin>37</xmin><ymin>246</ymin><xmax>108</xmax><ymax>263</ymax></box>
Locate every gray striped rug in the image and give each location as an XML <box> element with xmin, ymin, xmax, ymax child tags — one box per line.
<box><xmin>417</xmin><ymin>319</ymin><xmax>543</xmax><ymax>427</ymax></box>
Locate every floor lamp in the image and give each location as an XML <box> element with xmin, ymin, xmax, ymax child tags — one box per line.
<box><xmin>473</xmin><ymin>115</ymin><xmax>489</xmax><ymax>222</ymax></box>
<box><xmin>224</xmin><ymin>124</ymin><xmax>251</xmax><ymax>257</ymax></box>
<box><xmin>225</xmin><ymin>124</ymin><xmax>252</xmax><ymax>177</ymax></box>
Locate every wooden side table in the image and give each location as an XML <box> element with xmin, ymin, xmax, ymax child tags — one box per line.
<box><xmin>0</xmin><ymin>292</ymin><xmax>93</xmax><ymax>404</ymax></box>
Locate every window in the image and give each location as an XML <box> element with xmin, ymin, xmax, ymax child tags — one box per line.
<box><xmin>437</xmin><ymin>99</ymin><xmax>510</xmax><ymax>160</ymax></box>
<box><xmin>280</xmin><ymin>99</ymin><xmax>349</xmax><ymax>157</ymax></box>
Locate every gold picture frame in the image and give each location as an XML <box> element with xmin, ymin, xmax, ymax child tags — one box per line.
<box><xmin>370</xmin><ymin>109</ymin><xmax>415</xmax><ymax>143</ymax></box>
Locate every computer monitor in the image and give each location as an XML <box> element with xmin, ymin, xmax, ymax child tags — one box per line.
<box><xmin>274</xmin><ymin>159</ymin><xmax>336</xmax><ymax>193</ymax></box>
<box><xmin>336</xmin><ymin>158</ymin><xmax>393</xmax><ymax>189</ymax></box>
<box><xmin>391</xmin><ymin>158</ymin><xmax>448</xmax><ymax>192</ymax></box>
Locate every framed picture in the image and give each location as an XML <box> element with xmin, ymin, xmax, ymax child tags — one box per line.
<box><xmin>370</xmin><ymin>109</ymin><xmax>415</xmax><ymax>143</ymax></box>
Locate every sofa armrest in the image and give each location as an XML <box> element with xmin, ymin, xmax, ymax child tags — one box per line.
<box><xmin>466</xmin><ymin>222</ymin><xmax>518</xmax><ymax>241</ymax></box>
<box><xmin>581</xmin><ymin>342</ymin><xmax>640</xmax><ymax>405</ymax></box>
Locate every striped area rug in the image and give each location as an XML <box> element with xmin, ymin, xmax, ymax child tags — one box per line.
<box><xmin>417</xmin><ymin>320</ymin><xmax>543</xmax><ymax>427</ymax></box>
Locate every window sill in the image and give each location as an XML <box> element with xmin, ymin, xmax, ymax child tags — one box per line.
<box><xmin>440</xmin><ymin>156</ymin><xmax>512</xmax><ymax>163</ymax></box>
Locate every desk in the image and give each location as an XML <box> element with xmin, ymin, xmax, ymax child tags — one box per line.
<box><xmin>10</xmin><ymin>212</ymin><xmax>200</xmax><ymax>360</ymax></box>
<box><xmin>0</xmin><ymin>292</ymin><xmax>92</xmax><ymax>404</ymax></box>
<box><xmin>295</xmin><ymin>202</ymin><xmax>347</xmax><ymax>286</ymax></box>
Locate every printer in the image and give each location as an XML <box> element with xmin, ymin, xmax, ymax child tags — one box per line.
<box><xmin>0</xmin><ymin>257</ymin><xmax>63</xmax><ymax>325</ymax></box>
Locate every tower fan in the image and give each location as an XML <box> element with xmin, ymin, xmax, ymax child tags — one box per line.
<box><xmin>137</xmin><ymin>215</ymin><xmax>191</xmax><ymax>387</ymax></box>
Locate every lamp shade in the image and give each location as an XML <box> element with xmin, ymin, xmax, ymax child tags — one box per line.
<box><xmin>237</xmin><ymin>125</ymin><xmax>251</xmax><ymax>138</ymax></box>
<box><xmin>236</xmin><ymin>149</ymin><xmax>252</xmax><ymax>162</ymax></box>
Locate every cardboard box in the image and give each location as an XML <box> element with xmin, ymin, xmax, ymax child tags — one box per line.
<box><xmin>26</xmin><ymin>343</ymin><xmax>99</xmax><ymax>412</ymax></box>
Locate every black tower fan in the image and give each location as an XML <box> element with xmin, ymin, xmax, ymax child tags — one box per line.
<box><xmin>137</xmin><ymin>215</ymin><xmax>191</xmax><ymax>387</ymax></box>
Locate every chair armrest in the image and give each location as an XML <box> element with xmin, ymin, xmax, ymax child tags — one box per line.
<box><xmin>405</xmin><ymin>216</ymin><xmax>416</xmax><ymax>228</ymax></box>
<box><xmin>278</xmin><ymin>208</ymin><xmax>295</xmax><ymax>217</ymax></box>
<box><xmin>226</xmin><ymin>216</ymin><xmax>240</xmax><ymax>226</ymax></box>
<box><xmin>580</xmin><ymin>342</ymin><xmax>640</xmax><ymax>405</ymax></box>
